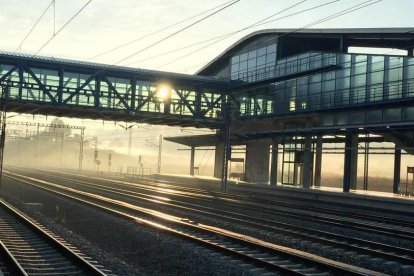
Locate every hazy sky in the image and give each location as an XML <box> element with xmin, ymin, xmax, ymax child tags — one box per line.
<box><xmin>1</xmin><ymin>0</ymin><xmax>414</xmax><ymax>179</ymax></box>
<box><xmin>0</xmin><ymin>0</ymin><xmax>413</xmax><ymax>74</ymax></box>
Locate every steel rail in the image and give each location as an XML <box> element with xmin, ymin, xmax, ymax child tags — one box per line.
<box><xmin>34</xmin><ymin>167</ymin><xmax>414</xmax><ymax>228</ymax></box>
<box><xmin>3</xmin><ymin>171</ymin><xmax>384</xmax><ymax>276</ymax></box>
<box><xmin>12</xmin><ymin>169</ymin><xmax>414</xmax><ymax>267</ymax></box>
<box><xmin>33</xmin><ymin>168</ymin><xmax>414</xmax><ymax>241</ymax></box>
<box><xmin>0</xmin><ymin>198</ymin><xmax>108</xmax><ymax>276</ymax></box>
<box><xmin>0</xmin><ymin>240</ymin><xmax>27</xmax><ymax>275</ymax></box>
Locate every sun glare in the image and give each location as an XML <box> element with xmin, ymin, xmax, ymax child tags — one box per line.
<box><xmin>157</xmin><ymin>86</ymin><xmax>170</xmax><ymax>99</ymax></box>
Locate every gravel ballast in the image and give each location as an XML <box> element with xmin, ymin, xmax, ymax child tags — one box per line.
<box><xmin>0</xmin><ymin>177</ymin><xmax>260</xmax><ymax>276</ymax></box>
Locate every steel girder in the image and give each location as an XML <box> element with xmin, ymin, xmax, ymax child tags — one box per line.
<box><xmin>0</xmin><ymin>52</ymin><xmax>229</xmax><ymax>127</ymax></box>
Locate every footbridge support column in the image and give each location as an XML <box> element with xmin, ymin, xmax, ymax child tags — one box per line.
<box><xmin>245</xmin><ymin>140</ymin><xmax>270</xmax><ymax>183</ymax></box>
<box><xmin>190</xmin><ymin>146</ymin><xmax>195</xmax><ymax>176</ymax></box>
<box><xmin>343</xmin><ymin>133</ymin><xmax>358</xmax><ymax>192</ymax></box>
<box><xmin>313</xmin><ymin>135</ymin><xmax>323</xmax><ymax>187</ymax></box>
<box><xmin>270</xmin><ymin>139</ymin><xmax>279</xmax><ymax>187</ymax></box>
<box><xmin>214</xmin><ymin>143</ymin><xmax>224</xmax><ymax>179</ymax></box>
<box><xmin>393</xmin><ymin>147</ymin><xmax>401</xmax><ymax>194</ymax></box>
<box><xmin>302</xmin><ymin>135</ymin><xmax>313</xmax><ymax>188</ymax></box>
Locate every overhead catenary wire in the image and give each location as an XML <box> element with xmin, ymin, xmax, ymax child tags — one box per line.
<box><xmin>113</xmin><ymin>0</ymin><xmax>241</xmax><ymax>67</ymax></box>
<box><xmin>17</xmin><ymin>0</ymin><xmax>55</xmax><ymax>52</ymax></box>
<box><xmin>35</xmin><ymin>0</ymin><xmax>93</xmax><ymax>55</ymax></box>
<box><xmin>88</xmin><ymin>0</ymin><xmax>240</xmax><ymax>61</ymax></box>
<box><xmin>157</xmin><ymin>0</ymin><xmax>382</xmax><ymax>71</ymax></box>
<box><xmin>127</xmin><ymin>0</ymin><xmax>334</xmax><ymax>67</ymax></box>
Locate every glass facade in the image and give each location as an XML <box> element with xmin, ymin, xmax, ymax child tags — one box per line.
<box><xmin>233</xmin><ymin>51</ymin><xmax>414</xmax><ymax>126</ymax></box>
<box><xmin>230</xmin><ymin>38</ymin><xmax>277</xmax><ymax>82</ymax></box>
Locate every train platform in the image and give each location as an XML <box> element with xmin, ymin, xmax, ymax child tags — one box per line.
<box><xmin>155</xmin><ymin>173</ymin><xmax>414</xmax><ymax>215</ymax></box>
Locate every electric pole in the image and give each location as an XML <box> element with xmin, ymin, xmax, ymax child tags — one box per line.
<box><xmin>158</xmin><ymin>134</ymin><xmax>163</xmax><ymax>174</ymax></box>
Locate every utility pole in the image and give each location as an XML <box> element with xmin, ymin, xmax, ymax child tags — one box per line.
<box><xmin>128</xmin><ymin>127</ymin><xmax>132</xmax><ymax>155</ymax></box>
<box><xmin>35</xmin><ymin>124</ymin><xmax>40</xmax><ymax>163</ymax></box>
<box><xmin>158</xmin><ymin>134</ymin><xmax>163</xmax><ymax>174</ymax></box>
<box><xmin>221</xmin><ymin>103</ymin><xmax>231</xmax><ymax>193</ymax></box>
<box><xmin>60</xmin><ymin>132</ymin><xmax>64</xmax><ymax>168</ymax></box>
<box><xmin>79</xmin><ymin>128</ymin><xmax>84</xmax><ymax>170</ymax></box>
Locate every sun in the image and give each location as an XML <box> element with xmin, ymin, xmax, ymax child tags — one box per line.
<box><xmin>157</xmin><ymin>85</ymin><xmax>170</xmax><ymax>99</ymax></box>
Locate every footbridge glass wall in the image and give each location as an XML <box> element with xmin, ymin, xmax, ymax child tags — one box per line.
<box><xmin>233</xmin><ymin>52</ymin><xmax>414</xmax><ymax>127</ymax></box>
<box><xmin>0</xmin><ymin>52</ymin><xmax>227</xmax><ymax>126</ymax></box>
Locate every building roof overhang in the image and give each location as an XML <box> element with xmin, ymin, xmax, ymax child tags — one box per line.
<box><xmin>196</xmin><ymin>28</ymin><xmax>414</xmax><ymax>75</ymax></box>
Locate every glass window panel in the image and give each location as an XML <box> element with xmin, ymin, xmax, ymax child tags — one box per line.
<box><xmin>239</xmin><ymin>61</ymin><xmax>247</xmax><ymax>71</ymax></box>
<box><xmin>248</xmin><ymin>50</ymin><xmax>257</xmax><ymax>59</ymax></box>
<box><xmin>230</xmin><ymin>63</ymin><xmax>239</xmax><ymax>74</ymax></box>
<box><xmin>336</xmin><ymin>76</ymin><xmax>350</xmax><ymax>90</ymax></box>
<box><xmin>321</xmin><ymin>114</ymin><xmax>334</xmax><ymax>126</ymax></box>
<box><xmin>369</xmin><ymin>71</ymin><xmax>383</xmax><ymax>84</ymax></box>
<box><xmin>352</xmin><ymin>86</ymin><xmax>366</xmax><ymax>103</ymax></box>
<box><xmin>368</xmin><ymin>84</ymin><xmax>383</xmax><ymax>102</ymax></box>
<box><xmin>297</xmin><ymin>76</ymin><xmax>308</xmax><ymax>86</ymax></box>
<box><xmin>267</xmin><ymin>43</ymin><xmax>277</xmax><ymax>54</ymax></box>
<box><xmin>406</xmin><ymin>57</ymin><xmax>414</xmax><ymax>82</ymax></box>
<box><xmin>257</xmin><ymin>55</ymin><xmax>266</xmax><ymax>66</ymax></box>
<box><xmin>310</xmin><ymin>74</ymin><xmax>321</xmax><ymax>83</ymax></box>
<box><xmin>257</xmin><ymin>47</ymin><xmax>266</xmax><ymax>56</ymax></box>
<box><xmin>322</xmin><ymin>71</ymin><xmax>335</xmax><ymax>81</ymax></box>
<box><xmin>404</xmin><ymin>106</ymin><xmax>414</xmax><ymax>120</ymax></box>
<box><xmin>354</xmin><ymin>55</ymin><xmax>367</xmax><ymax>75</ymax></box>
<box><xmin>388</xmin><ymin>68</ymin><xmax>403</xmax><ymax>82</ymax></box>
<box><xmin>240</xmin><ymin>52</ymin><xmax>248</xmax><ymax>62</ymax></box>
<box><xmin>322</xmin><ymin>80</ymin><xmax>335</xmax><ymax>92</ymax></box>
<box><xmin>248</xmin><ymin>58</ymin><xmax>256</xmax><ymax>69</ymax></box>
<box><xmin>266</xmin><ymin>53</ymin><xmax>276</xmax><ymax>64</ymax></box>
<box><xmin>349</xmin><ymin>111</ymin><xmax>365</xmax><ymax>124</ymax></box>
<box><xmin>383</xmin><ymin>108</ymin><xmax>401</xmax><ymax>122</ymax></box>
<box><xmin>339</xmin><ymin>54</ymin><xmax>352</xmax><ymax>68</ymax></box>
<box><xmin>371</xmin><ymin>56</ymin><xmax>384</xmax><ymax>71</ymax></box>
<box><xmin>334</xmin><ymin>112</ymin><xmax>348</xmax><ymax>125</ymax></box>
<box><xmin>366</xmin><ymin>110</ymin><xmax>382</xmax><ymax>123</ymax></box>
<box><xmin>231</xmin><ymin>55</ymin><xmax>239</xmax><ymax>64</ymax></box>
<box><xmin>353</xmin><ymin>74</ymin><xmax>366</xmax><ymax>87</ymax></box>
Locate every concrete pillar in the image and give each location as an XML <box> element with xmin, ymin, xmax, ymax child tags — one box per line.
<box><xmin>270</xmin><ymin>140</ymin><xmax>279</xmax><ymax>187</ymax></box>
<box><xmin>190</xmin><ymin>146</ymin><xmax>195</xmax><ymax>176</ymax></box>
<box><xmin>314</xmin><ymin>135</ymin><xmax>323</xmax><ymax>187</ymax></box>
<box><xmin>302</xmin><ymin>135</ymin><xmax>312</xmax><ymax>188</ymax></box>
<box><xmin>214</xmin><ymin>143</ymin><xmax>224</xmax><ymax>179</ymax></box>
<box><xmin>393</xmin><ymin>147</ymin><xmax>401</xmax><ymax>194</ymax></box>
<box><xmin>245</xmin><ymin>141</ymin><xmax>270</xmax><ymax>183</ymax></box>
<box><xmin>343</xmin><ymin>133</ymin><xmax>358</xmax><ymax>192</ymax></box>
<box><xmin>350</xmin><ymin>134</ymin><xmax>358</xmax><ymax>190</ymax></box>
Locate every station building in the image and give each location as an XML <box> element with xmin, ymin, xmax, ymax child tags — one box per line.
<box><xmin>165</xmin><ymin>28</ymin><xmax>414</xmax><ymax>193</ymax></box>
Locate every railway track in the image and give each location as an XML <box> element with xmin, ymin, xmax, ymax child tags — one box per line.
<box><xmin>3</xmin><ymin>170</ymin><xmax>383</xmax><ymax>276</ymax></box>
<box><xmin>20</xmin><ymin>168</ymin><xmax>414</xmax><ymax>241</ymax></box>
<box><xmin>9</xmin><ymin>168</ymin><xmax>414</xmax><ymax>271</ymax></box>
<box><xmin>0</xmin><ymin>198</ymin><xmax>108</xmax><ymax>276</ymax></box>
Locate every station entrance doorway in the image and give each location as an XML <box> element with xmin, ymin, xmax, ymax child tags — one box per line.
<box><xmin>282</xmin><ymin>137</ymin><xmax>313</xmax><ymax>186</ymax></box>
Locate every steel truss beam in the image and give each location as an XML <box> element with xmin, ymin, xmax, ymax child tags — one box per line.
<box><xmin>0</xmin><ymin>52</ymin><xmax>228</xmax><ymax>127</ymax></box>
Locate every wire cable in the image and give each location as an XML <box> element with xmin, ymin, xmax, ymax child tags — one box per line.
<box><xmin>158</xmin><ymin>0</ymin><xmax>381</xmax><ymax>70</ymax></box>
<box><xmin>114</xmin><ymin>0</ymin><xmax>241</xmax><ymax>66</ymax></box>
<box><xmin>88</xmin><ymin>0</ymin><xmax>239</xmax><ymax>61</ymax></box>
<box><xmin>126</xmin><ymin>0</ymin><xmax>333</xmax><ymax>67</ymax></box>
<box><xmin>17</xmin><ymin>0</ymin><xmax>54</xmax><ymax>52</ymax></box>
<box><xmin>35</xmin><ymin>0</ymin><xmax>93</xmax><ymax>55</ymax></box>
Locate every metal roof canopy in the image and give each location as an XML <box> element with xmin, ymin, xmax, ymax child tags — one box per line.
<box><xmin>164</xmin><ymin>132</ymin><xmax>391</xmax><ymax>147</ymax></box>
<box><xmin>197</xmin><ymin>28</ymin><xmax>414</xmax><ymax>75</ymax></box>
